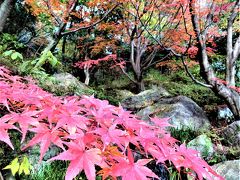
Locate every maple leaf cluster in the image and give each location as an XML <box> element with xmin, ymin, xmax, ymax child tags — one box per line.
<box><xmin>0</xmin><ymin>66</ymin><xmax>223</xmax><ymax>180</ymax></box>
<box><xmin>74</xmin><ymin>54</ymin><xmax>118</xmax><ymax>69</ymax></box>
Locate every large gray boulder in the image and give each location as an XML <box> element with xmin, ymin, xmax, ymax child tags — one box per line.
<box><xmin>44</xmin><ymin>73</ymin><xmax>93</xmax><ymax>96</ymax></box>
<box><xmin>137</xmin><ymin>96</ymin><xmax>211</xmax><ymax>132</ymax></box>
<box><xmin>121</xmin><ymin>86</ymin><xmax>170</xmax><ymax>111</ymax></box>
<box><xmin>220</xmin><ymin>121</ymin><xmax>240</xmax><ymax>147</ymax></box>
<box><xmin>212</xmin><ymin>160</ymin><xmax>240</xmax><ymax>180</ymax></box>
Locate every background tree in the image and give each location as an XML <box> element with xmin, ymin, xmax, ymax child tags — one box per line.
<box><xmin>188</xmin><ymin>0</ymin><xmax>240</xmax><ymax>119</ymax></box>
<box><xmin>140</xmin><ymin>0</ymin><xmax>240</xmax><ymax>119</ymax></box>
<box><xmin>25</xmin><ymin>0</ymin><xmax>119</xmax><ymax>53</ymax></box>
<box><xmin>116</xmin><ymin>0</ymin><xmax>176</xmax><ymax>91</ymax></box>
<box><xmin>0</xmin><ymin>0</ymin><xmax>16</xmax><ymax>32</ymax></box>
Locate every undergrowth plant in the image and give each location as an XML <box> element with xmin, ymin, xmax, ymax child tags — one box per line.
<box><xmin>0</xmin><ymin>66</ymin><xmax>223</xmax><ymax>180</ymax></box>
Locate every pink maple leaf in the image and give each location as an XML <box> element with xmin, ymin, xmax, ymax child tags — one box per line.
<box><xmin>22</xmin><ymin>124</ymin><xmax>64</xmax><ymax>161</ymax></box>
<box><xmin>50</xmin><ymin>140</ymin><xmax>105</xmax><ymax>180</ymax></box>
<box><xmin>111</xmin><ymin>148</ymin><xmax>158</xmax><ymax>180</ymax></box>
<box><xmin>91</xmin><ymin>124</ymin><xmax>127</xmax><ymax>150</ymax></box>
<box><xmin>6</xmin><ymin>111</ymin><xmax>40</xmax><ymax>143</ymax></box>
<box><xmin>0</xmin><ymin>117</ymin><xmax>16</xmax><ymax>149</ymax></box>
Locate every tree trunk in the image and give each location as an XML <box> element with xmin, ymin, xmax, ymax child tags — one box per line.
<box><xmin>226</xmin><ymin>1</ymin><xmax>240</xmax><ymax>87</ymax></box>
<box><xmin>214</xmin><ymin>85</ymin><xmax>240</xmax><ymax>119</ymax></box>
<box><xmin>0</xmin><ymin>0</ymin><xmax>15</xmax><ymax>32</ymax></box>
<box><xmin>138</xmin><ymin>79</ymin><xmax>145</xmax><ymax>92</ymax></box>
<box><xmin>135</xmin><ymin>73</ymin><xmax>145</xmax><ymax>92</ymax></box>
<box><xmin>84</xmin><ymin>64</ymin><xmax>90</xmax><ymax>85</ymax></box>
<box><xmin>62</xmin><ymin>36</ymin><xmax>67</xmax><ymax>62</ymax></box>
<box><xmin>0</xmin><ymin>171</ymin><xmax>3</xmax><ymax>180</ymax></box>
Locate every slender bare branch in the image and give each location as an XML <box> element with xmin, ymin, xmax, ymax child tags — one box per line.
<box><xmin>181</xmin><ymin>56</ymin><xmax>212</xmax><ymax>88</ymax></box>
<box><xmin>61</xmin><ymin>3</ymin><xmax>120</xmax><ymax>36</ymax></box>
<box><xmin>119</xmin><ymin>66</ymin><xmax>137</xmax><ymax>84</ymax></box>
<box><xmin>143</xmin><ymin>52</ymin><xmax>170</xmax><ymax>70</ymax></box>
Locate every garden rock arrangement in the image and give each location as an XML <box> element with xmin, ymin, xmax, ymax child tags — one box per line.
<box><xmin>129</xmin><ymin>93</ymin><xmax>211</xmax><ymax>133</ymax></box>
<box><xmin>121</xmin><ymin>86</ymin><xmax>171</xmax><ymax>111</ymax></box>
<box><xmin>220</xmin><ymin>120</ymin><xmax>240</xmax><ymax>147</ymax></box>
<box><xmin>122</xmin><ymin>88</ymin><xmax>240</xmax><ymax>179</ymax></box>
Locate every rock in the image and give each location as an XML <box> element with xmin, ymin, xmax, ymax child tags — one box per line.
<box><xmin>18</xmin><ymin>28</ymin><xmax>34</xmax><ymax>44</ymax></box>
<box><xmin>137</xmin><ymin>96</ymin><xmax>211</xmax><ymax>132</ymax></box>
<box><xmin>45</xmin><ymin>73</ymin><xmax>93</xmax><ymax>96</ymax></box>
<box><xmin>133</xmin><ymin>152</ymin><xmax>169</xmax><ymax>180</ymax></box>
<box><xmin>115</xmin><ymin>89</ymin><xmax>135</xmax><ymax>101</ymax></box>
<box><xmin>217</xmin><ymin>105</ymin><xmax>234</xmax><ymax>122</ymax></box>
<box><xmin>147</xmin><ymin>162</ymin><xmax>169</xmax><ymax>180</ymax></box>
<box><xmin>212</xmin><ymin>160</ymin><xmax>240</xmax><ymax>180</ymax></box>
<box><xmin>121</xmin><ymin>87</ymin><xmax>171</xmax><ymax>111</ymax></box>
<box><xmin>187</xmin><ymin>134</ymin><xmax>214</xmax><ymax>159</ymax></box>
<box><xmin>220</xmin><ymin>121</ymin><xmax>240</xmax><ymax>147</ymax></box>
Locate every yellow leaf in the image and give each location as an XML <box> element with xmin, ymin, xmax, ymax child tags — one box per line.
<box><xmin>19</xmin><ymin>156</ymin><xmax>31</xmax><ymax>175</ymax></box>
<box><xmin>3</xmin><ymin>158</ymin><xmax>20</xmax><ymax>176</ymax></box>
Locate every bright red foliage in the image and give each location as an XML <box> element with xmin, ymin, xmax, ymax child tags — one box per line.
<box><xmin>74</xmin><ymin>54</ymin><xmax>117</xmax><ymax>69</ymax></box>
<box><xmin>0</xmin><ymin>66</ymin><xmax>223</xmax><ymax>180</ymax></box>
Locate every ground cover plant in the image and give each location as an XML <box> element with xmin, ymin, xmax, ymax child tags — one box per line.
<box><xmin>0</xmin><ymin>66</ymin><xmax>224</xmax><ymax>180</ymax></box>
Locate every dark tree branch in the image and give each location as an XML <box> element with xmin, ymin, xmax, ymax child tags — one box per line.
<box><xmin>44</xmin><ymin>0</ymin><xmax>62</xmax><ymax>25</ymax></box>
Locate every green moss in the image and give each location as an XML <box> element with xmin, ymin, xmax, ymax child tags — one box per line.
<box><xmin>29</xmin><ymin>161</ymin><xmax>103</xmax><ymax>180</ymax></box>
<box><xmin>169</xmin><ymin>127</ymin><xmax>197</xmax><ymax>143</ymax></box>
<box><xmin>29</xmin><ymin>161</ymin><xmax>68</xmax><ymax>180</ymax></box>
<box><xmin>93</xmin><ymin>86</ymin><xmax>121</xmax><ymax>105</ymax></box>
<box><xmin>144</xmin><ymin>68</ymin><xmax>223</xmax><ymax>107</ymax></box>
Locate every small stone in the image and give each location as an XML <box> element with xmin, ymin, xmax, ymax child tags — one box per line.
<box><xmin>187</xmin><ymin>134</ymin><xmax>214</xmax><ymax>159</ymax></box>
<box><xmin>220</xmin><ymin>121</ymin><xmax>240</xmax><ymax>147</ymax></box>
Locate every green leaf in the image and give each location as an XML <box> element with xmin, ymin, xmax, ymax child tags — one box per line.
<box><xmin>49</xmin><ymin>56</ymin><xmax>58</xmax><ymax>67</ymax></box>
<box><xmin>19</xmin><ymin>61</ymin><xmax>32</xmax><ymax>73</ymax></box>
<box><xmin>3</xmin><ymin>158</ymin><xmax>20</xmax><ymax>176</ymax></box>
<box><xmin>19</xmin><ymin>156</ymin><xmax>31</xmax><ymax>175</ymax></box>
<box><xmin>11</xmin><ymin>52</ymin><xmax>23</xmax><ymax>60</ymax></box>
<box><xmin>34</xmin><ymin>53</ymin><xmax>48</xmax><ymax>68</ymax></box>
<box><xmin>2</xmin><ymin>50</ymin><xmax>14</xmax><ymax>57</ymax></box>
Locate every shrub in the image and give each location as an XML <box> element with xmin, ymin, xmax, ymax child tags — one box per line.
<box><xmin>0</xmin><ymin>66</ymin><xmax>223</xmax><ymax>180</ymax></box>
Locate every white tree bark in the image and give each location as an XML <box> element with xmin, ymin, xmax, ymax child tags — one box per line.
<box><xmin>226</xmin><ymin>0</ymin><xmax>240</xmax><ymax>87</ymax></box>
<box><xmin>0</xmin><ymin>0</ymin><xmax>15</xmax><ymax>32</ymax></box>
<box><xmin>84</xmin><ymin>64</ymin><xmax>90</xmax><ymax>85</ymax></box>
